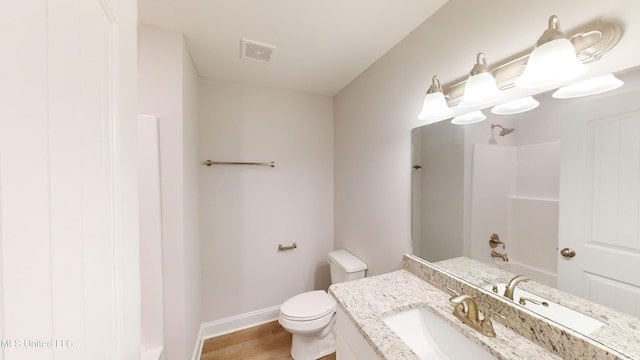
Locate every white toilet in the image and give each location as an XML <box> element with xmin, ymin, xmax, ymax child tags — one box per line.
<box><xmin>278</xmin><ymin>249</ymin><xmax>367</xmax><ymax>360</ymax></box>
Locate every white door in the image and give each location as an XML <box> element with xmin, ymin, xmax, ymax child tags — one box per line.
<box><xmin>0</xmin><ymin>1</ymin><xmax>139</xmax><ymax>359</ymax></box>
<box><xmin>558</xmin><ymin>89</ymin><xmax>640</xmax><ymax>317</ymax></box>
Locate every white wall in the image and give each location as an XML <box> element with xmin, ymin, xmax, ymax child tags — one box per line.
<box><xmin>138</xmin><ymin>24</ymin><xmax>201</xmax><ymax>360</ymax></box>
<box><xmin>334</xmin><ymin>0</ymin><xmax>640</xmax><ymax>276</ymax></box>
<box><xmin>198</xmin><ymin>78</ymin><xmax>334</xmax><ymax>323</ymax></box>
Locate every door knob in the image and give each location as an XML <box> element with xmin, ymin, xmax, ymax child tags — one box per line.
<box><xmin>560</xmin><ymin>248</ymin><xmax>576</xmax><ymax>258</ymax></box>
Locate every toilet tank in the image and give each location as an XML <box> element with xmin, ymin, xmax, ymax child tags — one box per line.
<box><xmin>328</xmin><ymin>250</ymin><xmax>367</xmax><ymax>284</ymax></box>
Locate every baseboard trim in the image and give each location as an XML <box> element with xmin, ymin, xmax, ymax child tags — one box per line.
<box><xmin>202</xmin><ymin>305</ymin><xmax>281</xmax><ymax>340</ymax></box>
<box><xmin>191</xmin><ymin>305</ymin><xmax>281</xmax><ymax>360</ymax></box>
<box><xmin>191</xmin><ymin>324</ymin><xmax>205</xmax><ymax>360</ymax></box>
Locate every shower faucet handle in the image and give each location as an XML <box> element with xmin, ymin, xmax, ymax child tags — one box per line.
<box><xmin>489</xmin><ymin>234</ymin><xmax>504</xmax><ymax>249</ymax></box>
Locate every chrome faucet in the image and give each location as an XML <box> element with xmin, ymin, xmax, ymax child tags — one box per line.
<box><xmin>448</xmin><ymin>292</ymin><xmax>496</xmax><ymax>337</ymax></box>
<box><xmin>491</xmin><ymin>250</ymin><xmax>509</xmax><ymax>262</ymax></box>
<box><xmin>504</xmin><ymin>275</ymin><xmax>530</xmax><ymax>300</ymax></box>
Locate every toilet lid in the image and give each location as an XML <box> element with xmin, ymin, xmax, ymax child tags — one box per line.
<box><xmin>280</xmin><ymin>290</ymin><xmax>336</xmax><ymax>321</ymax></box>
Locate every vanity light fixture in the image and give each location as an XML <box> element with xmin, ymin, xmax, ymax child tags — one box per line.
<box><xmin>515</xmin><ymin>15</ymin><xmax>588</xmax><ymax>89</ymax></box>
<box><xmin>491</xmin><ymin>96</ymin><xmax>540</xmax><ymax>115</ymax></box>
<box><xmin>416</xmin><ymin>16</ymin><xmax>621</xmax><ymax>119</ymax></box>
<box><xmin>451</xmin><ymin>110</ymin><xmax>487</xmax><ymax>125</ymax></box>
<box><xmin>417</xmin><ymin>75</ymin><xmax>453</xmax><ymax>122</ymax></box>
<box><xmin>552</xmin><ymin>73</ymin><xmax>624</xmax><ymax>99</ymax></box>
<box><xmin>458</xmin><ymin>53</ymin><xmax>505</xmax><ymax>108</ymax></box>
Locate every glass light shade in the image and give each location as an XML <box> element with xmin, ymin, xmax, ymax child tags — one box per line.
<box><xmin>552</xmin><ymin>73</ymin><xmax>623</xmax><ymax>99</ymax></box>
<box><xmin>491</xmin><ymin>96</ymin><xmax>540</xmax><ymax>115</ymax></box>
<box><xmin>458</xmin><ymin>72</ymin><xmax>505</xmax><ymax>108</ymax></box>
<box><xmin>418</xmin><ymin>92</ymin><xmax>453</xmax><ymax>122</ymax></box>
<box><xmin>451</xmin><ymin>110</ymin><xmax>487</xmax><ymax>125</ymax></box>
<box><xmin>515</xmin><ymin>38</ymin><xmax>588</xmax><ymax>89</ymax></box>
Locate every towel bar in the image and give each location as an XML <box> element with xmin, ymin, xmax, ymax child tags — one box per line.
<box><xmin>202</xmin><ymin>160</ymin><xmax>275</xmax><ymax>168</ymax></box>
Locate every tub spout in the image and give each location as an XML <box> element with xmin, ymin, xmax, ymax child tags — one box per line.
<box><xmin>491</xmin><ymin>250</ymin><xmax>508</xmax><ymax>262</ymax></box>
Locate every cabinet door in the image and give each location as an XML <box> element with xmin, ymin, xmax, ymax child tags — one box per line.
<box><xmin>335</xmin><ymin>307</ymin><xmax>381</xmax><ymax>360</ymax></box>
<box><xmin>336</xmin><ymin>329</ymin><xmax>358</xmax><ymax>360</ymax></box>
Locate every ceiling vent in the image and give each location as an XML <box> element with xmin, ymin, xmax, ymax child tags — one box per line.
<box><xmin>241</xmin><ymin>38</ymin><xmax>277</xmax><ymax>63</ymax></box>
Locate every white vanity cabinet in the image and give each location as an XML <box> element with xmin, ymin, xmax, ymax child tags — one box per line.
<box><xmin>335</xmin><ymin>306</ymin><xmax>381</xmax><ymax>360</ymax></box>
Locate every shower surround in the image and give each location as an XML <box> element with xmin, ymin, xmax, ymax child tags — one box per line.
<box><xmin>469</xmin><ymin>141</ymin><xmax>560</xmax><ymax>287</ymax></box>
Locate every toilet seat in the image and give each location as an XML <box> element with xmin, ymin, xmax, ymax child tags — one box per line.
<box><xmin>280</xmin><ymin>290</ymin><xmax>336</xmax><ymax>321</ymax></box>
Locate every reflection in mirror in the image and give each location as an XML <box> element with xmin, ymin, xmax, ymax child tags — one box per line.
<box><xmin>432</xmin><ymin>255</ymin><xmax>640</xmax><ymax>358</ymax></box>
<box><xmin>411</xmin><ymin>65</ymin><xmax>640</xmax><ymax>357</ymax></box>
<box><xmin>411</xmin><ymin>121</ymin><xmax>464</xmax><ymax>262</ymax></box>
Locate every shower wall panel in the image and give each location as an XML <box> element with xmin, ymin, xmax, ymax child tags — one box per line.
<box><xmin>470</xmin><ymin>141</ymin><xmax>560</xmax><ymax>277</ymax></box>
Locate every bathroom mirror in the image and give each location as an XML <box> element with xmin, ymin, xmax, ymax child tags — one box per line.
<box><xmin>411</xmin><ymin>64</ymin><xmax>640</xmax><ymax>356</ymax></box>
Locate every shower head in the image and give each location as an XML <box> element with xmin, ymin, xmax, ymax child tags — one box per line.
<box><xmin>491</xmin><ymin>124</ymin><xmax>515</xmax><ymax>136</ymax></box>
<box><xmin>499</xmin><ymin>127</ymin><xmax>514</xmax><ymax>136</ymax></box>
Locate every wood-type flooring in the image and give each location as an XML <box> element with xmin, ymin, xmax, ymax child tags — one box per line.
<box><xmin>200</xmin><ymin>320</ymin><xmax>337</xmax><ymax>360</ymax></box>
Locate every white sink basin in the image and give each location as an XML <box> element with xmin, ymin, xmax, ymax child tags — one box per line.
<box><xmin>483</xmin><ymin>283</ymin><xmax>604</xmax><ymax>335</ymax></box>
<box><xmin>384</xmin><ymin>307</ymin><xmax>496</xmax><ymax>360</ymax></box>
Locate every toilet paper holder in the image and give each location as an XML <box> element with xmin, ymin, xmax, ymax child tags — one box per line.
<box><xmin>278</xmin><ymin>242</ymin><xmax>297</xmax><ymax>251</ymax></box>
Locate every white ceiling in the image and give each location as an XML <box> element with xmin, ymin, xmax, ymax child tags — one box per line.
<box><xmin>138</xmin><ymin>0</ymin><xmax>448</xmax><ymax>96</ymax></box>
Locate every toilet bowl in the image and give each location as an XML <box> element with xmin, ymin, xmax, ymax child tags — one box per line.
<box><xmin>279</xmin><ymin>290</ymin><xmax>337</xmax><ymax>359</ymax></box>
<box><xmin>279</xmin><ymin>250</ymin><xmax>367</xmax><ymax>360</ymax></box>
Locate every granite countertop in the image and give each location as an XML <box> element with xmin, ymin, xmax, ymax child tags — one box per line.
<box><xmin>436</xmin><ymin>257</ymin><xmax>640</xmax><ymax>359</ymax></box>
<box><xmin>329</xmin><ymin>270</ymin><xmax>562</xmax><ymax>360</ymax></box>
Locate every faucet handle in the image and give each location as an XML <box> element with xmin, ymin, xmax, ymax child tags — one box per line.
<box><xmin>519</xmin><ymin>297</ymin><xmax>549</xmax><ymax>307</ymax></box>
<box><xmin>446</xmin><ymin>287</ymin><xmax>466</xmax><ymax>314</ymax></box>
<box><xmin>488</xmin><ymin>310</ymin><xmax>506</xmax><ymax>321</ymax></box>
<box><xmin>480</xmin><ymin>315</ymin><xmax>495</xmax><ymax>336</ymax></box>
<box><xmin>446</xmin><ymin>287</ymin><xmax>461</xmax><ymax>301</ymax></box>
<box><xmin>480</xmin><ymin>278</ymin><xmax>498</xmax><ymax>293</ymax></box>
<box><xmin>480</xmin><ymin>310</ymin><xmax>505</xmax><ymax>337</ymax></box>
<box><xmin>489</xmin><ymin>233</ymin><xmax>505</xmax><ymax>249</ymax></box>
